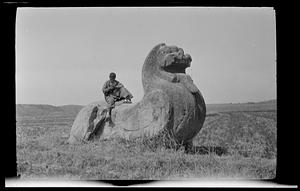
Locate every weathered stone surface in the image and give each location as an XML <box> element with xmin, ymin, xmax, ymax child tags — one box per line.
<box><xmin>68</xmin><ymin>43</ymin><xmax>206</xmax><ymax>145</ymax></box>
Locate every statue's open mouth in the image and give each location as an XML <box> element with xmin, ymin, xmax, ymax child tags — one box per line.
<box><xmin>163</xmin><ymin>51</ymin><xmax>192</xmax><ymax>74</ymax></box>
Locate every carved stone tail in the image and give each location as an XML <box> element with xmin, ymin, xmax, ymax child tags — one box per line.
<box><xmin>84</xmin><ymin>106</ymin><xmax>107</xmax><ymax>141</ymax></box>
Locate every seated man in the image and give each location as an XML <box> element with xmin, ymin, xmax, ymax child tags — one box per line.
<box><xmin>102</xmin><ymin>72</ymin><xmax>133</xmax><ymax>119</ymax></box>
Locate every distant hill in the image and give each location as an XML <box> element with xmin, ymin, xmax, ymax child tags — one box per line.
<box><xmin>16</xmin><ymin>99</ymin><xmax>276</xmax><ymax>117</ymax></box>
<box><xmin>206</xmin><ymin>99</ymin><xmax>276</xmax><ymax>113</ymax></box>
<box><xmin>16</xmin><ymin>104</ymin><xmax>84</xmax><ymax>117</ymax></box>
<box><xmin>58</xmin><ymin>105</ymin><xmax>85</xmax><ymax>115</ymax></box>
<box><xmin>256</xmin><ymin>99</ymin><xmax>276</xmax><ymax>104</ymax></box>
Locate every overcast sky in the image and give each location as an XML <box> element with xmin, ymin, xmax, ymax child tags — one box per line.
<box><xmin>16</xmin><ymin>7</ymin><xmax>276</xmax><ymax>106</ymax></box>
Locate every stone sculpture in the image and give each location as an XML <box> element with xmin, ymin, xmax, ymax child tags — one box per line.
<box><xmin>67</xmin><ymin>43</ymin><xmax>206</xmax><ymax>147</ymax></box>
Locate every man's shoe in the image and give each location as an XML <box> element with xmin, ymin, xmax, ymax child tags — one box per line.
<box><xmin>105</xmin><ymin>114</ymin><xmax>111</xmax><ymax>122</ymax></box>
<box><xmin>124</xmin><ymin>99</ymin><xmax>132</xmax><ymax>104</ymax></box>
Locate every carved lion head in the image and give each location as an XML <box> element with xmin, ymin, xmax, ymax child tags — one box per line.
<box><xmin>157</xmin><ymin>43</ymin><xmax>192</xmax><ymax>74</ymax></box>
<box><xmin>142</xmin><ymin>43</ymin><xmax>195</xmax><ymax>93</ymax></box>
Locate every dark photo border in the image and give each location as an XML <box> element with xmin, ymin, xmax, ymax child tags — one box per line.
<box><xmin>3</xmin><ymin>0</ymin><xmax>296</xmax><ymax>188</ymax></box>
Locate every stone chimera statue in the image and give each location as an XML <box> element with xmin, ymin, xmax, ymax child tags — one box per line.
<box><xmin>68</xmin><ymin>43</ymin><xmax>206</xmax><ymax>149</ymax></box>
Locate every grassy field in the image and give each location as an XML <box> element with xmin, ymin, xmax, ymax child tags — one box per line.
<box><xmin>16</xmin><ymin>101</ymin><xmax>276</xmax><ymax>180</ymax></box>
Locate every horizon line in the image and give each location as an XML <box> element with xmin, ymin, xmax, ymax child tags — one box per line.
<box><xmin>16</xmin><ymin>98</ymin><xmax>276</xmax><ymax>107</ymax></box>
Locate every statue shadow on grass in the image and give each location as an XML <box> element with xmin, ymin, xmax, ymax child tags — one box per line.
<box><xmin>184</xmin><ymin>145</ymin><xmax>229</xmax><ymax>156</ymax></box>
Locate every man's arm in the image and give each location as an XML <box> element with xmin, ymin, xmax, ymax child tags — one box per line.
<box><xmin>102</xmin><ymin>81</ymin><xmax>111</xmax><ymax>94</ymax></box>
<box><xmin>115</xmin><ymin>81</ymin><xmax>124</xmax><ymax>89</ymax></box>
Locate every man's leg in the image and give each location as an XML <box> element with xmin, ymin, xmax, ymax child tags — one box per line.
<box><xmin>105</xmin><ymin>96</ymin><xmax>116</xmax><ymax>118</ymax></box>
<box><xmin>119</xmin><ymin>87</ymin><xmax>133</xmax><ymax>102</ymax></box>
